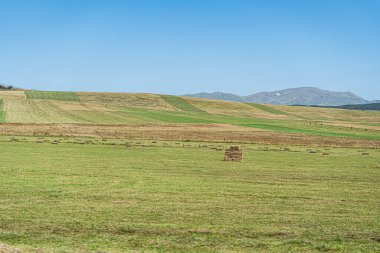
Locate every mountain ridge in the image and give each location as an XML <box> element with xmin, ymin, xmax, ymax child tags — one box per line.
<box><xmin>184</xmin><ymin>87</ymin><xmax>370</xmax><ymax>106</ymax></box>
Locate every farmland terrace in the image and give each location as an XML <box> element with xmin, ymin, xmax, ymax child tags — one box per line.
<box><xmin>0</xmin><ymin>90</ymin><xmax>379</xmax><ymax>147</ymax></box>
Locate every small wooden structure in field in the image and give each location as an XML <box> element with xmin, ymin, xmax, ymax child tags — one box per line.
<box><xmin>224</xmin><ymin>146</ymin><xmax>243</xmax><ymax>161</ymax></box>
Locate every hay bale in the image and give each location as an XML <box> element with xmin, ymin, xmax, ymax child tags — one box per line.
<box><xmin>224</xmin><ymin>146</ymin><xmax>243</xmax><ymax>162</ymax></box>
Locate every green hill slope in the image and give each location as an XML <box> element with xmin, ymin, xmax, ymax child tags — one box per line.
<box><xmin>0</xmin><ymin>90</ymin><xmax>379</xmax><ymax>140</ymax></box>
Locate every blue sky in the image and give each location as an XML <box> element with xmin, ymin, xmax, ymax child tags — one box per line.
<box><xmin>0</xmin><ymin>0</ymin><xmax>379</xmax><ymax>99</ymax></box>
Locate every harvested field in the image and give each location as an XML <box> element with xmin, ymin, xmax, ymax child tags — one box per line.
<box><xmin>3</xmin><ymin>99</ymin><xmax>77</xmax><ymax>123</ymax></box>
<box><xmin>324</xmin><ymin>121</ymin><xmax>380</xmax><ymax>131</ymax></box>
<box><xmin>25</xmin><ymin>90</ymin><xmax>80</xmax><ymax>101</ymax></box>
<box><xmin>184</xmin><ymin>97</ymin><xmax>288</xmax><ymax>119</ymax></box>
<box><xmin>274</xmin><ymin>104</ymin><xmax>380</xmax><ymax>122</ymax></box>
<box><xmin>0</xmin><ymin>123</ymin><xmax>379</xmax><ymax>148</ymax></box>
<box><xmin>0</xmin><ymin>90</ymin><xmax>26</xmax><ymax>100</ymax></box>
<box><xmin>0</xmin><ymin>139</ymin><xmax>379</xmax><ymax>252</ymax></box>
<box><xmin>247</xmin><ymin>103</ymin><xmax>289</xmax><ymax>115</ymax></box>
<box><xmin>161</xmin><ymin>95</ymin><xmax>205</xmax><ymax>113</ymax></box>
<box><xmin>0</xmin><ymin>90</ymin><xmax>379</xmax><ymax>252</ymax></box>
<box><xmin>78</xmin><ymin>92</ymin><xmax>178</xmax><ymax>111</ymax></box>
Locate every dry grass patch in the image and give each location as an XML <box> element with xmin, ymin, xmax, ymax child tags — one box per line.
<box><xmin>25</xmin><ymin>90</ymin><xmax>80</xmax><ymax>101</ymax></box>
<box><xmin>3</xmin><ymin>100</ymin><xmax>78</xmax><ymax>123</ymax></box>
<box><xmin>276</xmin><ymin>104</ymin><xmax>380</xmax><ymax>122</ymax></box>
<box><xmin>78</xmin><ymin>92</ymin><xmax>178</xmax><ymax>111</ymax></box>
<box><xmin>80</xmin><ymin>102</ymin><xmax>113</xmax><ymax>112</ymax></box>
<box><xmin>324</xmin><ymin>121</ymin><xmax>380</xmax><ymax>131</ymax></box>
<box><xmin>0</xmin><ymin>123</ymin><xmax>379</xmax><ymax>148</ymax></box>
<box><xmin>50</xmin><ymin>100</ymin><xmax>111</xmax><ymax>112</ymax></box>
<box><xmin>2</xmin><ymin>99</ymin><xmax>148</xmax><ymax>124</ymax></box>
<box><xmin>0</xmin><ymin>90</ymin><xmax>26</xmax><ymax>100</ymax></box>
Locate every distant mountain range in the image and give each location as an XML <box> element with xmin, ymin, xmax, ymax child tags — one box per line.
<box><xmin>184</xmin><ymin>87</ymin><xmax>372</xmax><ymax>106</ymax></box>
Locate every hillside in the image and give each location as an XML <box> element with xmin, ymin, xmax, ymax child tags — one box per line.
<box><xmin>185</xmin><ymin>87</ymin><xmax>370</xmax><ymax>106</ymax></box>
<box><xmin>183</xmin><ymin>92</ymin><xmax>245</xmax><ymax>102</ymax></box>
<box><xmin>0</xmin><ymin>90</ymin><xmax>379</xmax><ymax>146</ymax></box>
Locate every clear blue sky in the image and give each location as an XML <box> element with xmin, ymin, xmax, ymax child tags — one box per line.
<box><xmin>0</xmin><ymin>0</ymin><xmax>379</xmax><ymax>99</ymax></box>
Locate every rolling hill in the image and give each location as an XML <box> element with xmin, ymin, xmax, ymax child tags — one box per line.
<box><xmin>185</xmin><ymin>87</ymin><xmax>370</xmax><ymax>106</ymax></box>
<box><xmin>0</xmin><ymin>90</ymin><xmax>379</xmax><ymax>145</ymax></box>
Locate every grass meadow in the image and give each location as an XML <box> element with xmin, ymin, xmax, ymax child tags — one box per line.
<box><xmin>0</xmin><ymin>90</ymin><xmax>379</xmax><ymax>252</ymax></box>
<box><xmin>0</xmin><ymin>137</ymin><xmax>379</xmax><ymax>252</ymax></box>
<box><xmin>160</xmin><ymin>95</ymin><xmax>206</xmax><ymax>113</ymax></box>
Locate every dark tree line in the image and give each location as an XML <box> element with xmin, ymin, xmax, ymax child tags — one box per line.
<box><xmin>0</xmin><ymin>83</ymin><xmax>14</xmax><ymax>90</ymax></box>
<box><xmin>295</xmin><ymin>103</ymin><xmax>380</xmax><ymax>111</ymax></box>
<box><xmin>336</xmin><ymin>103</ymin><xmax>380</xmax><ymax>111</ymax></box>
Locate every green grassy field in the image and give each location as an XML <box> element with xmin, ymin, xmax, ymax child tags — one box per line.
<box><xmin>0</xmin><ymin>137</ymin><xmax>379</xmax><ymax>252</ymax></box>
<box><xmin>112</xmin><ymin>107</ymin><xmax>380</xmax><ymax>140</ymax></box>
<box><xmin>160</xmin><ymin>95</ymin><xmax>206</xmax><ymax>113</ymax></box>
<box><xmin>0</xmin><ymin>91</ymin><xmax>379</xmax><ymax>252</ymax></box>
<box><xmin>247</xmin><ymin>103</ymin><xmax>288</xmax><ymax>115</ymax></box>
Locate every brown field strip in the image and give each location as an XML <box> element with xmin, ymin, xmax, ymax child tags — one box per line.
<box><xmin>324</xmin><ymin>121</ymin><xmax>380</xmax><ymax>131</ymax></box>
<box><xmin>78</xmin><ymin>92</ymin><xmax>179</xmax><ymax>111</ymax></box>
<box><xmin>1</xmin><ymin>123</ymin><xmax>379</xmax><ymax>148</ymax></box>
<box><xmin>275</xmin><ymin>104</ymin><xmax>380</xmax><ymax>122</ymax></box>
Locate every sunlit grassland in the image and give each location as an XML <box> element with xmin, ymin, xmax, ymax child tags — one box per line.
<box><xmin>1</xmin><ymin>91</ymin><xmax>380</xmax><ymax>141</ymax></box>
<box><xmin>0</xmin><ymin>139</ymin><xmax>379</xmax><ymax>252</ymax></box>
<box><xmin>25</xmin><ymin>90</ymin><xmax>80</xmax><ymax>101</ymax></box>
<box><xmin>247</xmin><ymin>103</ymin><xmax>288</xmax><ymax>115</ymax></box>
<box><xmin>78</xmin><ymin>92</ymin><xmax>177</xmax><ymax>111</ymax></box>
<box><xmin>1</xmin><ymin>91</ymin><xmax>379</xmax><ymax>253</ymax></box>
<box><xmin>182</xmin><ymin>97</ymin><xmax>281</xmax><ymax>119</ymax></box>
<box><xmin>272</xmin><ymin>104</ymin><xmax>380</xmax><ymax>122</ymax></box>
<box><xmin>113</xmin><ymin>106</ymin><xmax>380</xmax><ymax>140</ymax></box>
<box><xmin>161</xmin><ymin>95</ymin><xmax>206</xmax><ymax>113</ymax></box>
<box><xmin>0</xmin><ymin>98</ymin><xmax>5</xmax><ymax>123</ymax></box>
